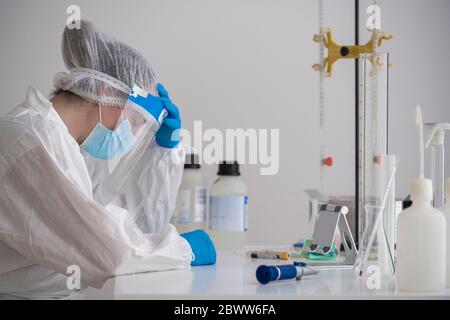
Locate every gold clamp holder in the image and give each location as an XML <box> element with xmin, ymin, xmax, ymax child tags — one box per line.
<box><xmin>312</xmin><ymin>28</ymin><xmax>393</xmax><ymax>77</ymax></box>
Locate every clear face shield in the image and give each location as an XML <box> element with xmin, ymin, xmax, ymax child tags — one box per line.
<box><xmin>107</xmin><ymin>84</ymin><xmax>168</xmax><ymax>174</ymax></box>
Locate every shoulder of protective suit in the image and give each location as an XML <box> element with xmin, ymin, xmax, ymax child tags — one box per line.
<box><xmin>0</xmin><ymin>88</ymin><xmax>71</xmax><ymax>161</ymax></box>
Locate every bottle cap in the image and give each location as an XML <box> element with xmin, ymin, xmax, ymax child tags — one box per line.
<box><xmin>218</xmin><ymin>161</ymin><xmax>240</xmax><ymax>176</ymax></box>
<box><xmin>185</xmin><ymin>154</ymin><xmax>200</xmax><ymax>169</ymax></box>
<box><xmin>410</xmin><ymin>177</ymin><xmax>433</xmax><ymax>201</ymax></box>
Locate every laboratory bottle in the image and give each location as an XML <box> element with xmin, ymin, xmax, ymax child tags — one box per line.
<box><xmin>172</xmin><ymin>154</ymin><xmax>207</xmax><ymax>233</ymax></box>
<box><xmin>438</xmin><ymin>177</ymin><xmax>450</xmax><ymax>288</ymax></box>
<box><xmin>208</xmin><ymin>161</ymin><xmax>248</xmax><ymax>249</ymax></box>
<box><xmin>425</xmin><ymin>123</ymin><xmax>450</xmax><ymax>208</ymax></box>
<box><xmin>396</xmin><ymin>177</ymin><xmax>446</xmax><ymax>292</ymax></box>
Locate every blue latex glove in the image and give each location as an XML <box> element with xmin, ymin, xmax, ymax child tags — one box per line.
<box><xmin>181</xmin><ymin>230</ymin><xmax>217</xmax><ymax>266</ymax></box>
<box><xmin>155</xmin><ymin>83</ymin><xmax>181</xmax><ymax>148</ymax></box>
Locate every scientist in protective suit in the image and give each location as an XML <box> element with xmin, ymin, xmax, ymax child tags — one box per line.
<box><xmin>0</xmin><ymin>20</ymin><xmax>215</xmax><ymax>299</ymax></box>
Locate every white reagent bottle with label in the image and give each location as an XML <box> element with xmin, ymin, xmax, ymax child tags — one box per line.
<box><xmin>172</xmin><ymin>154</ymin><xmax>207</xmax><ymax>234</ymax></box>
<box><xmin>209</xmin><ymin>161</ymin><xmax>248</xmax><ymax>249</ymax></box>
<box><xmin>396</xmin><ymin>106</ymin><xmax>446</xmax><ymax>292</ymax></box>
<box><xmin>438</xmin><ymin>177</ymin><xmax>450</xmax><ymax>288</ymax></box>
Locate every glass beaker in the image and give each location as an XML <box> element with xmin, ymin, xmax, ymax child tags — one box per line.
<box><xmin>354</xmin><ymin>205</ymin><xmax>395</xmax><ymax>278</ymax></box>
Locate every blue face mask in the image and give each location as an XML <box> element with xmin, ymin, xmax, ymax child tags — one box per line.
<box><xmin>81</xmin><ymin>119</ymin><xmax>136</xmax><ymax>160</ymax></box>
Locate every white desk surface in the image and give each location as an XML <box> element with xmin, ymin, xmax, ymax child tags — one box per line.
<box><xmin>85</xmin><ymin>250</ymin><xmax>450</xmax><ymax>300</ymax></box>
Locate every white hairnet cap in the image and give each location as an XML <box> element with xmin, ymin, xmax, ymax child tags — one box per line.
<box><xmin>54</xmin><ymin>20</ymin><xmax>158</xmax><ymax>107</ymax></box>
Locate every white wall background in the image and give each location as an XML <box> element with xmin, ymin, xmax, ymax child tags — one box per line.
<box><xmin>360</xmin><ymin>0</ymin><xmax>450</xmax><ymax>198</ymax></box>
<box><xmin>0</xmin><ymin>0</ymin><xmax>449</xmax><ymax>245</ymax></box>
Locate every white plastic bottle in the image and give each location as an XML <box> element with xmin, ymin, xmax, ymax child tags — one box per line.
<box><xmin>396</xmin><ymin>177</ymin><xmax>446</xmax><ymax>291</ymax></box>
<box><xmin>208</xmin><ymin>161</ymin><xmax>248</xmax><ymax>249</ymax></box>
<box><xmin>172</xmin><ymin>154</ymin><xmax>207</xmax><ymax>234</ymax></box>
<box><xmin>438</xmin><ymin>177</ymin><xmax>450</xmax><ymax>288</ymax></box>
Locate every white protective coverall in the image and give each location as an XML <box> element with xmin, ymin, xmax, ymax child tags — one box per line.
<box><xmin>0</xmin><ymin>87</ymin><xmax>191</xmax><ymax>299</ymax></box>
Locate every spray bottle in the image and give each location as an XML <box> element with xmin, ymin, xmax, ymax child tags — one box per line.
<box><xmin>396</xmin><ymin>106</ymin><xmax>446</xmax><ymax>292</ymax></box>
<box><xmin>425</xmin><ymin>123</ymin><xmax>450</xmax><ymax>208</ymax></box>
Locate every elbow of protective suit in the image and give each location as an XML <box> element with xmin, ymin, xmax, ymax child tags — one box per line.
<box><xmin>86</xmin><ymin>274</ymin><xmax>112</xmax><ymax>290</ymax></box>
<box><xmin>80</xmin><ymin>257</ymin><xmax>124</xmax><ymax>290</ymax></box>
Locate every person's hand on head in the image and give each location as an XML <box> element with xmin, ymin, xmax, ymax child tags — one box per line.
<box><xmin>155</xmin><ymin>83</ymin><xmax>181</xmax><ymax>149</ymax></box>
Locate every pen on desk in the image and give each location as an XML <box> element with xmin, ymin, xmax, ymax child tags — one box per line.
<box><xmin>249</xmin><ymin>251</ymin><xmax>291</xmax><ymax>260</ymax></box>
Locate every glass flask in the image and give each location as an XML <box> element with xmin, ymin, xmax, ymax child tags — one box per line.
<box><xmin>354</xmin><ymin>205</ymin><xmax>395</xmax><ymax>278</ymax></box>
